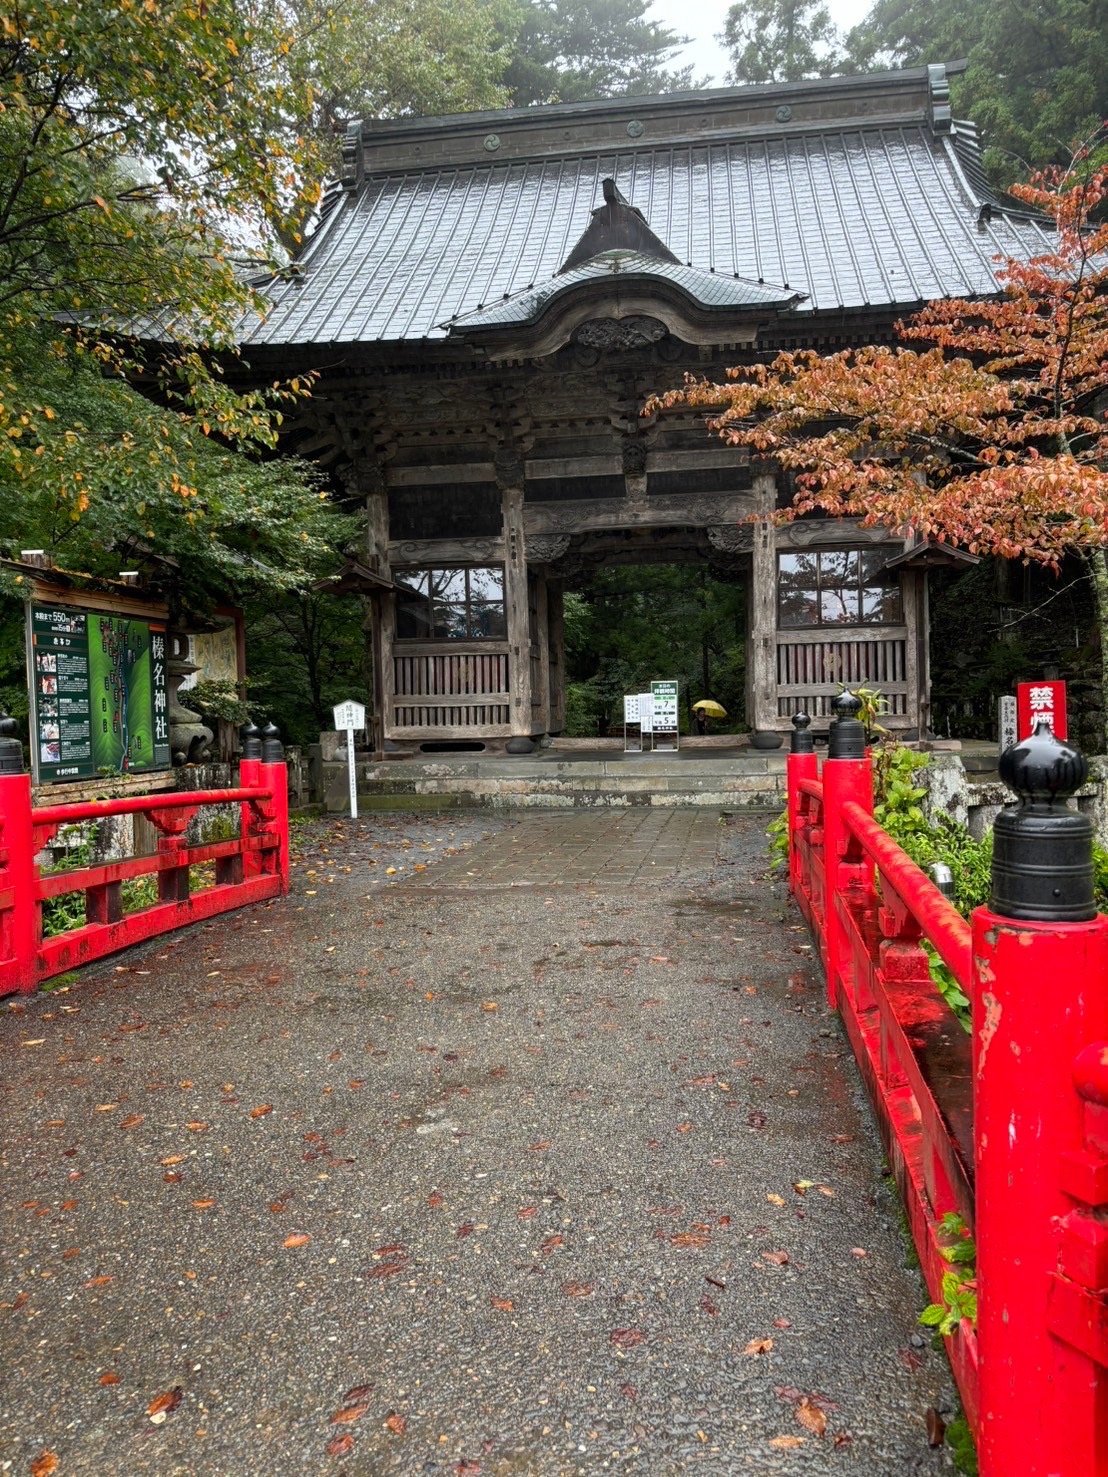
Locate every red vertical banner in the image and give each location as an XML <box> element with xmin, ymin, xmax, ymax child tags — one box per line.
<box><xmin>1016</xmin><ymin>680</ymin><xmax>1067</xmax><ymax>740</ymax></box>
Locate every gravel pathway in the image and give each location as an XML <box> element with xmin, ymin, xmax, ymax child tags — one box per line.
<box><xmin>0</xmin><ymin>811</ymin><xmax>955</xmax><ymax>1475</ymax></box>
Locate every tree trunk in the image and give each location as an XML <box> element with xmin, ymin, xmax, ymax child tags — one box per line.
<box><xmin>1081</xmin><ymin>547</ymin><xmax>1108</xmax><ymax>749</ymax></box>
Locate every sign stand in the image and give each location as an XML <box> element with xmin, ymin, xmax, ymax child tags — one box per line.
<box><xmin>332</xmin><ymin>700</ymin><xmax>366</xmax><ymax>819</ymax></box>
<box><xmin>623</xmin><ymin>694</ymin><xmax>642</xmax><ymax>752</ymax></box>
<box><xmin>650</xmin><ymin>680</ymin><xmax>679</xmax><ymax>752</ymax></box>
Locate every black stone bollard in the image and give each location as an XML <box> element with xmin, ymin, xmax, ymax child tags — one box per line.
<box><xmin>240</xmin><ymin>722</ymin><xmax>262</xmax><ymax>760</ymax></box>
<box><xmin>261</xmin><ymin>722</ymin><xmax>285</xmax><ymax>764</ymax></box>
<box><xmin>790</xmin><ymin>712</ymin><xmax>814</xmax><ymax>754</ymax></box>
<box><xmin>0</xmin><ymin>713</ymin><xmax>23</xmax><ymax>775</ymax></box>
<box><xmin>827</xmin><ymin>692</ymin><xmax>865</xmax><ymax>760</ymax></box>
<box><xmin>990</xmin><ymin>720</ymin><xmax>1095</xmax><ymax>922</ymax></box>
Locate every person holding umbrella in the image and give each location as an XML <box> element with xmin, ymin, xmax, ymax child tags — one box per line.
<box><xmin>692</xmin><ymin>699</ymin><xmax>727</xmax><ymax>735</ymax></box>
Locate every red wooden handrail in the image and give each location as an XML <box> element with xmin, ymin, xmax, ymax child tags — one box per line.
<box><xmin>841</xmin><ymin>798</ymin><xmax>972</xmax><ymax>991</ymax></box>
<box><xmin>33</xmin><ymin>786</ymin><xmax>272</xmax><ymax>826</ymax></box>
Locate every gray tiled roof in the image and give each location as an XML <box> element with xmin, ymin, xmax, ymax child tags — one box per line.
<box><xmin>448</xmin><ymin>250</ymin><xmax>801</xmax><ymax>331</ymax></box>
<box><xmin>242</xmin><ymin>104</ymin><xmax>1052</xmax><ymax>348</ymax></box>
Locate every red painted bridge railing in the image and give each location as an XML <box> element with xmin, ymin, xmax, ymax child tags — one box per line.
<box><xmin>0</xmin><ymin>732</ymin><xmax>289</xmax><ymax>996</ymax></box>
<box><xmin>787</xmin><ymin>701</ymin><xmax>1108</xmax><ymax>1476</ymax></box>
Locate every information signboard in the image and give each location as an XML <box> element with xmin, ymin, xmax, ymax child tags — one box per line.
<box><xmin>623</xmin><ymin>693</ymin><xmax>642</xmax><ymax>752</ymax></box>
<box><xmin>998</xmin><ymin>695</ymin><xmax>1017</xmax><ymax>757</ymax></box>
<box><xmin>28</xmin><ymin>602</ymin><xmax>171</xmax><ymax>783</ymax></box>
<box><xmin>332</xmin><ymin>700</ymin><xmax>366</xmax><ymax>819</ymax></box>
<box><xmin>637</xmin><ymin>693</ymin><xmax>654</xmax><ymax>734</ymax></box>
<box><xmin>651</xmin><ymin>680</ymin><xmax>679</xmax><ymax>751</ymax></box>
<box><xmin>1016</xmin><ymin>680</ymin><xmax>1067</xmax><ymax>741</ymax></box>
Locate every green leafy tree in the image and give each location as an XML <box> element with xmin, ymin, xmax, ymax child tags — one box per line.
<box><xmin>721</xmin><ymin>0</ymin><xmax>843</xmax><ymax>86</ymax></box>
<box><xmin>494</xmin><ymin>0</ymin><xmax>698</xmax><ymax>106</ymax></box>
<box><xmin>845</xmin><ymin>0</ymin><xmax>1107</xmax><ymax>183</ymax></box>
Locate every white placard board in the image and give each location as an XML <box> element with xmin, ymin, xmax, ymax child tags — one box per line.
<box><xmin>332</xmin><ymin>700</ymin><xmax>365</xmax><ymax>733</ymax></box>
<box><xmin>623</xmin><ymin>693</ymin><xmax>642</xmax><ymax>751</ymax></box>
<box><xmin>998</xmin><ymin>695</ymin><xmax>1017</xmax><ymax>757</ymax></box>
<box><xmin>332</xmin><ymin>700</ymin><xmax>365</xmax><ymax>818</ymax></box>
<box><xmin>638</xmin><ymin>693</ymin><xmax>654</xmax><ymax>734</ymax></box>
<box><xmin>623</xmin><ymin>694</ymin><xmax>640</xmax><ymax>723</ymax></box>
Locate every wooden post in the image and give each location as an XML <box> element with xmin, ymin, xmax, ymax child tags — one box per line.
<box><xmin>748</xmin><ymin>492</ymin><xmax>778</xmax><ymax>733</ymax></box>
<box><xmin>547</xmin><ymin>582</ymin><xmax>566</xmax><ymax>733</ymax></box>
<box><xmin>364</xmin><ymin>478</ymin><xmax>394</xmax><ymax>751</ymax></box>
<box><xmin>502</xmin><ymin>482</ymin><xmax>533</xmax><ymax>736</ymax></box>
<box><xmin>531</xmin><ymin>568</ymin><xmax>550</xmax><ymax>735</ymax></box>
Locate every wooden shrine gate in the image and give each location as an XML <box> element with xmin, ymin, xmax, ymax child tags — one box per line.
<box><xmin>786</xmin><ymin>699</ymin><xmax>1108</xmax><ymax>1475</ymax></box>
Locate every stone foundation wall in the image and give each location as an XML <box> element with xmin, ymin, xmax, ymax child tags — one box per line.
<box><xmin>920</xmin><ymin>753</ymin><xmax>1108</xmax><ymax>847</ymax></box>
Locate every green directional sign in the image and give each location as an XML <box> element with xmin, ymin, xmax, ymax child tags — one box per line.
<box><xmin>28</xmin><ymin>602</ymin><xmax>171</xmax><ymax>782</ymax></box>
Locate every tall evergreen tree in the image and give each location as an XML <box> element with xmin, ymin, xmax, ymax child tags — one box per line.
<box><xmin>721</xmin><ymin>0</ymin><xmax>843</xmax><ymax>86</ymax></box>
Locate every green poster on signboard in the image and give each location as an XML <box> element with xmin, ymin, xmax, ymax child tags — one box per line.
<box><xmin>28</xmin><ymin>603</ymin><xmax>171</xmax><ymax>782</ymax></box>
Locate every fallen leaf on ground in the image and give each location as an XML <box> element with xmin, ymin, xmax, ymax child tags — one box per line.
<box><xmin>744</xmin><ymin>1338</ymin><xmax>773</xmax><ymax>1355</ymax></box>
<box><xmin>427</xmin><ymin>1190</ymin><xmax>444</xmax><ymax>1208</ymax></box>
<box><xmin>330</xmin><ymin>1402</ymin><xmax>369</xmax><ymax>1424</ymax></box>
<box><xmin>30</xmin><ymin>1453</ymin><xmax>58</xmax><ymax>1477</ymax></box>
<box><xmin>326</xmin><ymin>1433</ymin><xmax>355</xmax><ymax>1455</ymax></box>
<box><xmin>850</xmin><ymin>1247</ymin><xmax>868</xmax><ymax>1258</ymax></box>
<box><xmin>528</xmin><ymin>1140</ymin><xmax>552</xmax><ymax>1152</ymax></box>
<box><xmin>766</xmin><ymin>1194</ymin><xmax>785</xmax><ymax>1207</ymax></box>
<box><xmin>384</xmin><ymin>1412</ymin><xmax>407</xmax><ymax>1434</ymax></box>
<box><xmin>562</xmin><ymin>1281</ymin><xmax>594</xmax><ymax>1297</ymax></box>
<box><xmin>480</xmin><ymin>1001</ymin><xmax>498</xmax><ymax>1012</ymax></box>
<box><xmin>455</xmin><ymin>1222</ymin><xmax>475</xmax><ymax>1238</ymax></box>
<box><xmin>490</xmin><ymin>1297</ymin><xmax>514</xmax><ymax>1311</ymax></box>
<box><xmin>191</xmin><ymin>1199</ymin><xmax>216</xmax><ymax>1211</ymax></box>
<box><xmin>118</xmin><ymin>1114</ymin><xmax>144</xmax><ymax>1130</ymax></box>
<box><xmin>85</xmin><ymin>1275</ymin><xmax>113</xmax><ymax>1287</ymax></box>
<box><xmin>834</xmin><ymin>1429</ymin><xmax>854</xmax><ymax>1448</ymax></box>
<box><xmin>250</xmin><ymin>1105</ymin><xmax>272</xmax><ymax>1118</ymax></box>
<box><xmin>517</xmin><ymin>1206</ymin><xmax>537</xmax><ymax>1219</ymax></box>
<box><xmin>540</xmin><ymin>1234</ymin><xmax>563</xmax><ymax>1253</ymax></box>
<box><xmin>671</xmin><ymin>1232</ymin><xmax>710</xmax><ymax>1249</ymax></box>
<box><xmin>700</xmin><ymin>1296</ymin><xmax>719</xmax><ymax>1315</ymax></box>
<box><xmin>763</xmin><ymin>1250</ymin><xmax>789</xmax><ymax>1265</ymax></box>
<box><xmin>99</xmin><ymin>1371</ymin><xmax>121</xmax><ymax>1385</ymax></box>
<box><xmin>343</xmin><ymin>1383</ymin><xmax>374</xmax><ymax>1402</ymax></box>
<box><xmin>283</xmin><ymin>1233</ymin><xmax>312</xmax><ymax>1248</ymax></box>
<box><xmin>770</xmin><ymin>1435</ymin><xmax>805</xmax><ymax>1449</ymax></box>
<box><xmin>675</xmin><ymin>1122</ymin><xmax>693</xmax><ymax>1133</ymax></box>
<box><xmin>610</xmin><ymin>1328</ymin><xmax>644</xmax><ymax>1347</ymax></box>
<box><xmin>454</xmin><ymin>1461</ymin><xmax>482</xmax><ymax>1475</ymax></box>
<box><xmin>185</xmin><ymin>1121</ymin><xmax>208</xmax><ymax>1132</ymax></box>
<box><xmin>795</xmin><ymin>1398</ymin><xmax>828</xmax><ymax>1436</ymax></box>
<box><xmin>160</xmin><ymin>1154</ymin><xmax>186</xmax><ymax>1166</ymax></box>
<box><xmin>148</xmin><ymin>1387</ymin><xmax>183</xmax><ymax>1418</ymax></box>
<box><xmin>773</xmin><ymin>1318</ymin><xmax>792</xmax><ymax>1329</ymax></box>
<box><xmin>926</xmin><ymin>1408</ymin><xmax>946</xmax><ymax>1447</ymax></box>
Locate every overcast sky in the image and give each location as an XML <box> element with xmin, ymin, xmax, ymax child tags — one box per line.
<box><xmin>648</xmin><ymin>0</ymin><xmax>874</xmax><ymax>84</ymax></box>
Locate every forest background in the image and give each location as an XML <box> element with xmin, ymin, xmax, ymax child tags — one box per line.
<box><xmin>1</xmin><ymin>0</ymin><xmax>1104</xmax><ymax>747</ymax></box>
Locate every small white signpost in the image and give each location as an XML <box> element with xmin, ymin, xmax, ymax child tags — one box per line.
<box><xmin>998</xmin><ymin>695</ymin><xmax>1017</xmax><ymax>759</ymax></box>
<box><xmin>623</xmin><ymin>693</ymin><xmax>642</xmax><ymax>752</ymax></box>
<box><xmin>638</xmin><ymin>693</ymin><xmax>654</xmax><ymax>741</ymax></box>
<box><xmin>332</xmin><ymin>700</ymin><xmax>366</xmax><ymax>819</ymax></box>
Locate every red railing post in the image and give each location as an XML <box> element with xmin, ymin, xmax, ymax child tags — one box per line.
<box><xmin>820</xmin><ymin>694</ymin><xmax>873</xmax><ymax>1007</ymax></box>
<box><xmin>0</xmin><ymin>715</ymin><xmax>39</xmax><ymax>993</ymax></box>
<box><xmin>786</xmin><ymin>712</ymin><xmax>817</xmax><ymax>893</ymax></box>
<box><xmin>973</xmin><ymin>724</ymin><xmax>1108</xmax><ymax>1477</ymax></box>
<box><xmin>238</xmin><ymin>722</ymin><xmax>263</xmax><ymax>880</ymax></box>
<box><xmin>256</xmin><ymin>722</ymin><xmax>289</xmax><ymax>894</ymax></box>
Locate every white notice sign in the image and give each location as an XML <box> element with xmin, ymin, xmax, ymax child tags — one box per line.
<box><xmin>998</xmin><ymin>695</ymin><xmax>1017</xmax><ymax>757</ymax></box>
<box><xmin>332</xmin><ymin>700</ymin><xmax>365</xmax><ymax>733</ymax></box>
<box><xmin>332</xmin><ymin>700</ymin><xmax>365</xmax><ymax>818</ymax></box>
<box><xmin>623</xmin><ymin>694</ymin><xmax>640</xmax><ymax>723</ymax></box>
<box><xmin>638</xmin><ymin>693</ymin><xmax>654</xmax><ymax>734</ymax></box>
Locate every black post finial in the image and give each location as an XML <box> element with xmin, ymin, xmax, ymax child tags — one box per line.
<box><xmin>827</xmin><ymin>691</ymin><xmax>865</xmax><ymax>760</ymax></box>
<box><xmin>790</xmin><ymin>711</ymin><xmax>814</xmax><ymax>754</ymax></box>
<box><xmin>0</xmin><ymin>713</ymin><xmax>23</xmax><ymax>776</ymax></box>
<box><xmin>991</xmin><ymin>720</ymin><xmax>1095</xmax><ymax>922</ymax></box>
<box><xmin>240</xmin><ymin>721</ymin><xmax>262</xmax><ymax>760</ymax></box>
<box><xmin>261</xmin><ymin>722</ymin><xmax>285</xmax><ymax>764</ymax></box>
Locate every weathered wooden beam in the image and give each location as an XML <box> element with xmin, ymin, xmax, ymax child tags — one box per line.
<box><xmin>531</xmin><ymin>569</ymin><xmax>550</xmax><ymax>734</ymax></box>
<box><xmin>547</xmin><ymin>583</ymin><xmax>566</xmax><ymax>734</ymax></box>
<box><xmin>502</xmin><ymin>482</ymin><xmax>533</xmax><ymax>736</ymax></box>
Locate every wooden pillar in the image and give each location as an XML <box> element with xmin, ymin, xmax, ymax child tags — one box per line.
<box><xmin>502</xmin><ymin>481</ymin><xmax>533</xmax><ymax>736</ymax></box>
<box><xmin>547</xmin><ymin>582</ymin><xmax>566</xmax><ymax>733</ymax></box>
<box><xmin>362</xmin><ymin>473</ymin><xmax>394</xmax><ymax>751</ymax></box>
<box><xmin>747</xmin><ymin>473</ymin><xmax>778</xmax><ymax>732</ymax></box>
<box><xmin>531</xmin><ymin>568</ymin><xmax>550</xmax><ymax>735</ymax></box>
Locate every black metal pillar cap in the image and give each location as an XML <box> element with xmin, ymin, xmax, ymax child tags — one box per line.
<box><xmin>240</xmin><ymin>722</ymin><xmax>262</xmax><ymax>759</ymax></box>
<box><xmin>991</xmin><ymin>720</ymin><xmax>1095</xmax><ymax>922</ymax></box>
<box><xmin>261</xmin><ymin>722</ymin><xmax>285</xmax><ymax>764</ymax></box>
<box><xmin>827</xmin><ymin>691</ymin><xmax>865</xmax><ymax>760</ymax></box>
<box><xmin>790</xmin><ymin>712</ymin><xmax>814</xmax><ymax>754</ymax></box>
<box><xmin>0</xmin><ymin>713</ymin><xmax>23</xmax><ymax>775</ymax></box>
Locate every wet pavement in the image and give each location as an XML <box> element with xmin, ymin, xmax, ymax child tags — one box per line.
<box><xmin>1</xmin><ymin>811</ymin><xmax>955</xmax><ymax>1475</ymax></box>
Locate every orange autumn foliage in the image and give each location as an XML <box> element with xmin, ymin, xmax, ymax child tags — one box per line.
<box><xmin>645</xmin><ymin>157</ymin><xmax>1108</xmax><ymax>567</ymax></box>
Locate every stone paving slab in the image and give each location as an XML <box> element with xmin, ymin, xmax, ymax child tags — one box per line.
<box><xmin>0</xmin><ymin>811</ymin><xmax>956</xmax><ymax>1475</ymax></box>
